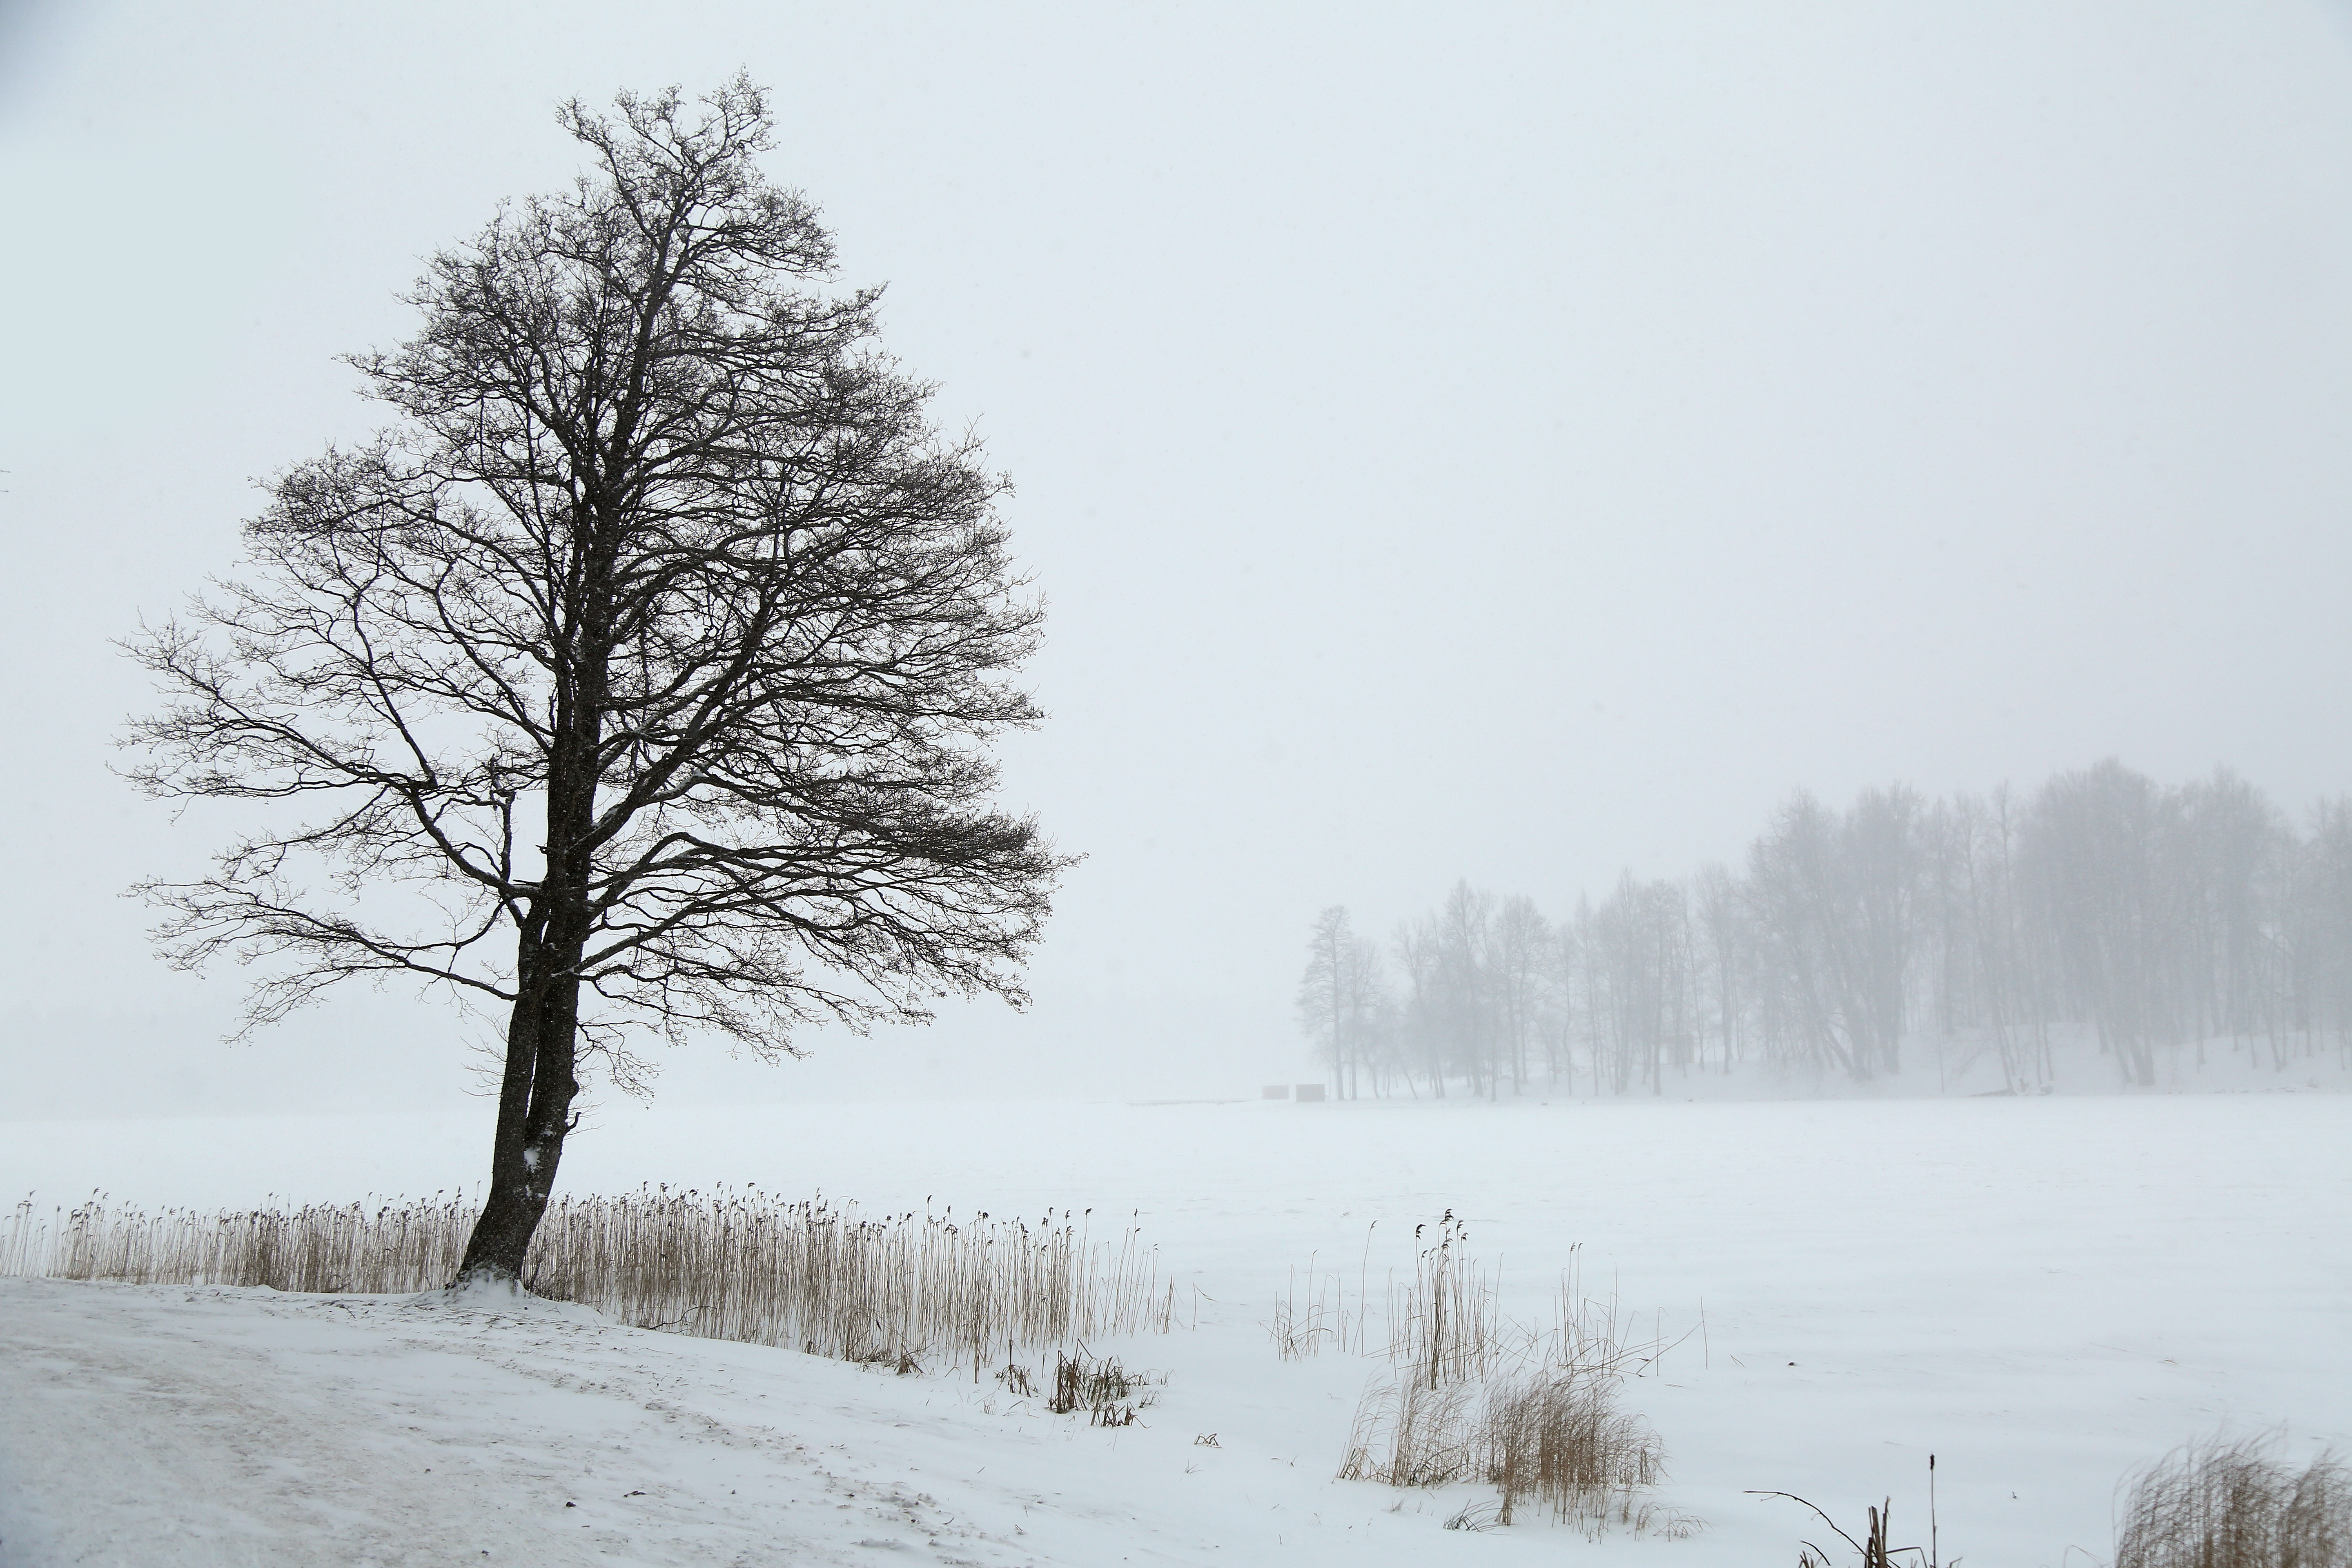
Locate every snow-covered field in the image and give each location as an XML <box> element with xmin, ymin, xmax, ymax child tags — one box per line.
<box><xmin>4</xmin><ymin>1092</ymin><xmax>2346</xmax><ymax>1566</ymax></box>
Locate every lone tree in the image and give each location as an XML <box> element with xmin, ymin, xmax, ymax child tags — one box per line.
<box><xmin>124</xmin><ymin>77</ymin><xmax>1065</xmax><ymax>1282</ymax></box>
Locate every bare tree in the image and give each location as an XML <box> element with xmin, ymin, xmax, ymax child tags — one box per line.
<box><xmin>123</xmin><ymin>78</ymin><xmax>1065</xmax><ymax>1282</ymax></box>
<box><xmin>2292</xmin><ymin>798</ymin><xmax>2352</xmax><ymax>1067</ymax></box>
<box><xmin>1298</xmin><ymin>906</ymin><xmax>1388</xmax><ymax>1097</ymax></box>
<box><xmin>1746</xmin><ymin>792</ymin><xmax>1862</xmax><ymax>1078</ymax></box>
<box><xmin>1393</xmin><ymin>916</ymin><xmax>1448</xmax><ymax>1097</ymax></box>
<box><xmin>1437</xmin><ymin>881</ymin><xmax>1500</xmax><ymax>1097</ymax></box>
<box><xmin>1581</xmin><ymin>872</ymin><xmax>1694</xmax><ymax>1095</ymax></box>
<box><xmin>1307</xmin><ymin>763</ymin><xmax>2352</xmax><ymax>1098</ymax></box>
<box><xmin>1491</xmin><ymin>895</ymin><xmax>1551</xmax><ymax>1096</ymax></box>
<box><xmin>2176</xmin><ymin>768</ymin><xmax>2292</xmax><ymax>1062</ymax></box>
<box><xmin>1690</xmin><ymin>862</ymin><xmax>1745</xmax><ymax>1074</ymax></box>
<box><xmin>2024</xmin><ymin>760</ymin><xmax>2177</xmax><ymax>1086</ymax></box>
<box><xmin>1843</xmin><ymin>784</ymin><xmax>1922</xmax><ymax>1076</ymax></box>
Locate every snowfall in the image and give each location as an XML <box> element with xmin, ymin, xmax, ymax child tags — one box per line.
<box><xmin>3</xmin><ymin>1060</ymin><xmax>2347</xmax><ymax>1566</ymax></box>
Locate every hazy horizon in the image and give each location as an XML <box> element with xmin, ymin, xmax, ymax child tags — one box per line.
<box><xmin>6</xmin><ymin>2</ymin><xmax>2352</xmax><ymax>1117</ymax></box>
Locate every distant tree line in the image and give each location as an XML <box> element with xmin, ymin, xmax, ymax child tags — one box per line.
<box><xmin>1296</xmin><ymin>760</ymin><xmax>2352</xmax><ymax>1097</ymax></box>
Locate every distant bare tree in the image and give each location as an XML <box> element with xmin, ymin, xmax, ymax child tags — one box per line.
<box><xmin>124</xmin><ymin>78</ymin><xmax>1065</xmax><ymax>1282</ymax></box>
<box><xmin>2292</xmin><ymin>799</ymin><xmax>2352</xmax><ymax>1066</ymax></box>
<box><xmin>2024</xmin><ymin>761</ymin><xmax>2178</xmax><ymax>1086</ymax></box>
<box><xmin>2176</xmin><ymin>768</ymin><xmax>2292</xmax><ymax>1061</ymax></box>
<box><xmin>1943</xmin><ymin>787</ymin><xmax>2051</xmax><ymax>1092</ymax></box>
<box><xmin>1543</xmin><ymin>903</ymin><xmax>1585</xmax><ymax>1087</ymax></box>
<box><xmin>1690</xmin><ymin>863</ymin><xmax>1745</xmax><ymax>1074</ymax></box>
<box><xmin>1844</xmin><ymin>784</ymin><xmax>1922</xmax><ymax>1076</ymax></box>
<box><xmin>1304</xmin><ymin>762</ymin><xmax>2352</xmax><ymax>1096</ymax></box>
<box><xmin>1582</xmin><ymin>872</ymin><xmax>1694</xmax><ymax>1095</ymax></box>
<box><xmin>1393</xmin><ymin>916</ymin><xmax>1448</xmax><ymax>1097</ymax></box>
<box><xmin>1297</xmin><ymin>906</ymin><xmax>1388</xmax><ymax>1098</ymax></box>
<box><xmin>1438</xmin><ymin>882</ymin><xmax>1500</xmax><ymax>1097</ymax></box>
<box><xmin>1492</xmin><ymin>895</ymin><xmax>1551</xmax><ymax>1096</ymax></box>
<box><xmin>1347</xmin><ymin>933</ymin><xmax>1394</xmax><ymax>1096</ymax></box>
<box><xmin>1746</xmin><ymin>792</ymin><xmax>1864</xmax><ymax>1078</ymax></box>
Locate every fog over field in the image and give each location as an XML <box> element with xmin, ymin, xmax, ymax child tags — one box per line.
<box><xmin>7</xmin><ymin>2</ymin><xmax>2352</xmax><ymax>1115</ymax></box>
<box><xmin>7</xmin><ymin>1096</ymin><xmax>2350</xmax><ymax>1566</ymax></box>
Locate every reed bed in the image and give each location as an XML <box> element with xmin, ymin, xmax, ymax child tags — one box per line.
<box><xmin>5</xmin><ymin>1189</ymin><xmax>1174</xmax><ymax>1370</ymax></box>
<box><xmin>1315</xmin><ymin>1214</ymin><xmax>1682</xmax><ymax>1535</ymax></box>
<box><xmin>1276</xmin><ymin>1214</ymin><xmax>1677</xmax><ymax>1386</ymax></box>
<box><xmin>2116</xmin><ymin>1434</ymin><xmax>2351</xmax><ymax>1568</ymax></box>
<box><xmin>1339</xmin><ymin>1365</ymin><xmax>1671</xmax><ymax>1532</ymax></box>
<box><xmin>1387</xmin><ymin>1214</ymin><xmax>1520</xmax><ymax>1387</ymax></box>
<box><xmin>4</xmin><ymin>1193</ymin><xmax>474</xmax><ymax>1293</ymax></box>
<box><xmin>527</xmin><ymin>1190</ymin><xmax>1174</xmax><ymax>1368</ymax></box>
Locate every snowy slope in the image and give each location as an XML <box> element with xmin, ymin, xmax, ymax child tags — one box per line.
<box><xmin>4</xmin><ymin>1094</ymin><xmax>2348</xmax><ymax>1566</ymax></box>
<box><xmin>0</xmin><ymin>1276</ymin><xmax>1624</xmax><ymax>1568</ymax></box>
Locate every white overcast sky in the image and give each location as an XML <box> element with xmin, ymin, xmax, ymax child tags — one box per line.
<box><xmin>4</xmin><ymin>2</ymin><xmax>2351</xmax><ymax>1116</ymax></box>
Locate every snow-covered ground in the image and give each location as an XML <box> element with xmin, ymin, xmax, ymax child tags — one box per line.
<box><xmin>4</xmin><ymin>1092</ymin><xmax>2347</xmax><ymax>1566</ymax></box>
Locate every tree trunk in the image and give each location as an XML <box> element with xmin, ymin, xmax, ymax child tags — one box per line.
<box><xmin>456</xmin><ymin>631</ymin><xmax>603</xmax><ymax>1285</ymax></box>
<box><xmin>455</xmin><ymin>922</ymin><xmax>586</xmax><ymax>1283</ymax></box>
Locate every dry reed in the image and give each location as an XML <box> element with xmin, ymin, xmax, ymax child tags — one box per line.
<box><xmin>1326</xmin><ymin>1214</ymin><xmax>1680</xmax><ymax>1535</ymax></box>
<box><xmin>5</xmin><ymin>1189</ymin><xmax>1174</xmax><ymax>1371</ymax></box>
<box><xmin>1277</xmin><ymin>1216</ymin><xmax>1670</xmax><ymax>1384</ymax></box>
<box><xmin>1339</xmin><ymin>1367</ymin><xmax>1667</xmax><ymax>1530</ymax></box>
<box><xmin>1270</xmin><ymin>1256</ymin><xmax>1367</xmax><ymax>1359</ymax></box>
<box><xmin>1753</xmin><ymin>1491</ymin><xmax>1918</xmax><ymax>1568</ymax></box>
<box><xmin>1483</xmin><ymin>1370</ymin><xmax>1664</xmax><ymax>1525</ymax></box>
<box><xmin>1042</xmin><ymin>1349</ymin><xmax>1158</xmax><ymax>1426</ymax></box>
<box><xmin>2116</xmin><ymin>1434</ymin><xmax>2352</xmax><ymax>1568</ymax></box>
<box><xmin>5</xmin><ymin>1192</ymin><xmax>474</xmax><ymax>1292</ymax></box>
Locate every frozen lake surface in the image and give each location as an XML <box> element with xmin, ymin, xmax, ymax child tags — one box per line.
<box><xmin>3</xmin><ymin>1093</ymin><xmax>2345</xmax><ymax>1565</ymax></box>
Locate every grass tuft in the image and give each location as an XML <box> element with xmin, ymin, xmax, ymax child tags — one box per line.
<box><xmin>2116</xmin><ymin>1434</ymin><xmax>2352</xmax><ymax>1568</ymax></box>
<box><xmin>1328</xmin><ymin>1216</ymin><xmax>1684</xmax><ymax>1536</ymax></box>
<box><xmin>1043</xmin><ymin>1348</ymin><xmax>1158</xmax><ymax>1426</ymax></box>
<box><xmin>1340</xmin><ymin>1367</ymin><xmax>1668</xmax><ymax>1530</ymax></box>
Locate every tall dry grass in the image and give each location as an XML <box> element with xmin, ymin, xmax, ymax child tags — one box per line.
<box><xmin>1269</xmin><ymin>1258</ymin><xmax>1367</xmax><ymax>1360</ymax></box>
<box><xmin>1275</xmin><ymin>1215</ymin><xmax>1677</xmax><ymax>1382</ymax></box>
<box><xmin>5</xmin><ymin>1189</ymin><xmax>1174</xmax><ymax>1370</ymax></box>
<box><xmin>4</xmin><ymin>1192</ymin><xmax>474</xmax><ymax>1292</ymax></box>
<box><xmin>2116</xmin><ymin>1434</ymin><xmax>2351</xmax><ymax>1568</ymax></box>
<box><xmin>1482</xmin><ymin>1371</ymin><xmax>1665</xmax><ymax>1526</ymax></box>
<box><xmin>1385</xmin><ymin>1218</ymin><xmax>1668</xmax><ymax>1386</ymax></box>
<box><xmin>1042</xmin><ymin>1349</ymin><xmax>1159</xmax><ymax>1426</ymax></box>
<box><xmin>1339</xmin><ymin>1367</ymin><xmax>1668</xmax><ymax>1530</ymax></box>
<box><xmin>1327</xmin><ymin>1215</ymin><xmax>1683</xmax><ymax>1536</ymax></box>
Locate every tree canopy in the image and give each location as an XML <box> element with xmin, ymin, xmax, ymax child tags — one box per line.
<box><xmin>126</xmin><ymin>76</ymin><xmax>1065</xmax><ymax>1276</ymax></box>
